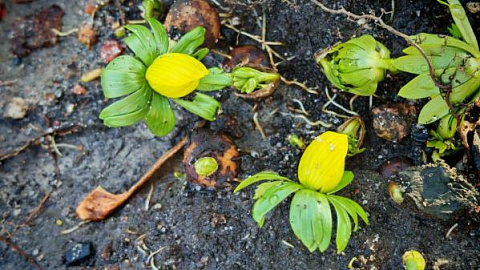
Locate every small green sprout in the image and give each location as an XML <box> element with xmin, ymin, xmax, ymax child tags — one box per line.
<box><xmin>232</xmin><ymin>67</ymin><xmax>280</xmax><ymax>94</ymax></box>
<box><xmin>315</xmin><ymin>35</ymin><xmax>395</xmax><ymax>96</ymax></box>
<box><xmin>426</xmin><ymin>114</ymin><xmax>462</xmax><ymax>162</ymax></box>
<box><xmin>141</xmin><ymin>0</ymin><xmax>163</xmax><ymax>19</ymax></box>
<box><xmin>235</xmin><ymin>131</ymin><xmax>369</xmax><ymax>253</ymax></box>
<box><xmin>337</xmin><ymin>116</ymin><xmax>366</xmax><ymax>156</ymax></box>
<box><xmin>402</xmin><ymin>250</ymin><xmax>426</xmax><ymax>270</ymax></box>
<box><xmin>287</xmin><ymin>134</ymin><xmax>306</xmax><ymax>150</ymax></box>
<box><xmin>194</xmin><ymin>157</ymin><xmax>218</xmax><ymax>177</ymax></box>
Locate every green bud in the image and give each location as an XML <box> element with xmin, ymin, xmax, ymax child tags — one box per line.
<box><xmin>315</xmin><ymin>35</ymin><xmax>394</xmax><ymax>96</ymax></box>
<box><xmin>288</xmin><ymin>134</ymin><xmax>306</xmax><ymax>149</ymax></box>
<box><xmin>142</xmin><ymin>0</ymin><xmax>163</xmax><ymax>19</ymax></box>
<box><xmin>402</xmin><ymin>250</ymin><xmax>426</xmax><ymax>270</ymax></box>
<box><xmin>194</xmin><ymin>157</ymin><xmax>219</xmax><ymax>177</ymax></box>
<box><xmin>114</xmin><ymin>27</ymin><xmax>125</xmax><ymax>38</ymax></box>
<box><xmin>232</xmin><ymin>67</ymin><xmax>280</xmax><ymax>94</ymax></box>
<box><xmin>337</xmin><ymin>116</ymin><xmax>366</xmax><ymax>156</ymax></box>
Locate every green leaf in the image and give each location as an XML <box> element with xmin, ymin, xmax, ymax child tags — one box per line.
<box><xmin>124</xmin><ymin>25</ymin><xmax>157</xmax><ymax>66</ymax></box>
<box><xmin>398</xmin><ymin>73</ymin><xmax>439</xmax><ymax>99</ymax></box>
<box><xmin>170</xmin><ymin>26</ymin><xmax>206</xmax><ymax>55</ymax></box>
<box><xmin>172</xmin><ymin>93</ymin><xmax>221</xmax><ymax>121</ymax></box>
<box><xmin>328</xmin><ymin>196</ymin><xmax>352</xmax><ymax>253</ymax></box>
<box><xmin>418</xmin><ymin>95</ymin><xmax>450</xmax><ymax>124</ymax></box>
<box><xmin>327</xmin><ymin>171</ymin><xmax>354</xmax><ymax>194</ymax></box>
<box><xmin>252</xmin><ymin>181</ymin><xmax>303</xmax><ymax>227</ymax></box>
<box><xmin>254</xmin><ymin>181</ymin><xmax>283</xmax><ymax>200</ymax></box>
<box><xmin>445</xmin><ymin>0</ymin><xmax>478</xmax><ymax>51</ymax></box>
<box><xmin>234</xmin><ymin>171</ymin><xmax>293</xmax><ymax>192</ymax></box>
<box><xmin>100</xmin><ymin>84</ymin><xmax>152</xmax><ymax>123</ymax></box>
<box><xmin>328</xmin><ymin>195</ymin><xmax>358</xmax><ymax>231</ymax></box>
<box><xmin>197</xmin><ymin>68</ymin><xmax>232</xmax><ymax>91</ymax></box>
<box><xmin>289</xmin><ymin>190</ymin><xmax>318</xmax><ymax>252</ymax></box>
<box><xmin>146</xmin><ymin>18</ymin><xmax>169</xmax><ymax>56</ymax></box>
<box><xmin>410</xmin><ymin>33</ymin><xmax>479</xmax><ymax>57</ymax></box>
<box><xmin>193</xmin><ymin>48</ymin><xmax>209</xmax><ymax>60</ymax></box>
<box><xmin>393</xmin><ymin>54</ymin><xmax>465</xmax><ymax>75</ymax></box>
<box><xmin>448</xmin><ymin>23</ymin><xmax>463</xmax><ymax>39</ymax></box>
<box><xmin>101</xmin><ymin>55</ymin><xmax>146</xmax><ymax>98</ymax></box>
<box><xmin>449</xmin><ymin>74</ymin><xmax>480</xmax><ymax>103</ymax></box>
<box><xmin>144</xmin><ymin>92</ymin><xmax>176</xmax><ymax>136</ymax></box>
<box><xmin>316</xmin><ymin>193</ymin><xmax>333</xmax><ymax>252</ymax></box>
<box><xmin>334</xmin><ymin>196</ymin><xmax>369</xmax><ymax>226</ymax></box>
<box><xmin>101</xmin><ymin>85</ymin><xmax>152</xmax><ymax>127</ymax></box>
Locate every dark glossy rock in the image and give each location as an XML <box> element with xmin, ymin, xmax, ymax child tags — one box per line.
<box><xmin>63</xmin><ymin>242</ymin><xmax>93</xmax><ymax>266</ymax></box>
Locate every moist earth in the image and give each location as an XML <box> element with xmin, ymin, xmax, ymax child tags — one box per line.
<box><xmin>1</xmin><ymin>0</ymin><xmax>480</xmax><ymax>269</ymax></box>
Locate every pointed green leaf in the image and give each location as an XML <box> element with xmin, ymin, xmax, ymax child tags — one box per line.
<box><xmin>146</xmin><ymin>18</ymin><xmax>169</xmax><ymax>55</ymax></box>
<box><xmin>328</xmin><ymin>195</ymin><xmax>359</xmax><ymax>232</ymax></box>
<box><xmin>393</xmin><ymin>54</ymin><xmax>465</xmax><ymax>74</ymax></box>
<box><xmin>252</xmin><ymin>181</ymin><xmax>303</xmax><ymax>227</ymax></box>
<box><xmin>124</xmin><ymin>25</ymin><xmax>157</xmax><ymax>66</ymax></box>
<box><xmin>327</xmin><ymin>171</ymin><xmax>355</xmax><ymax>194</ymax></box>
<box><xmin>144</xmin><ymin>92</ymin><xmax>175</xmax><ymax>136</ymax></box>
<box><xmin>316</xmin><ymin>193</ymin><xmax>333</xmax><ymax>252</ymax></box>
<box><xmin>197</xmin><ymin>68</ymin><xmax>232</xmax><ymax>91</ymax></box>
<box><xmin>410</xmin><ymin>33</ymin><xmax>479</xmax><ymax>57</ymax></box>
<box><xmin>450</xmin><ymin>74</ymin><xmax>480</xmax><ymax>103</ymax></box>
<box><xmin>193</xmin><ymin>48</ymin><xmax>209</xmax><ymax>60</ymax></box>
<box><xmin>170</xmin><ymin>26</ymin><xmax>205</xmax><ymax>55</ymax></box>
<box><xmin>100</xmin><ymin>85</ymin><xmax>152</xmax><ymax>127</ymax></box>
<box><xmin>172</xmin><ymin>93</ymin><xmax>221</xmax><ymax>121</ymax></box>
<box><xmin>101</xmin><ymin>55</ymin><xmax>146</xmax><ymax>98</ymax></box>
<box><xmin>328</xmin><ymin>197</ymin><xmax>352</xmax><ymax>253</ymax></box>
<box><xmin>234</xmin><ymin>171</ymin><xmax>293</xmax><ymax>192</ymax></box>
<box><xmin>445</xmin><ymin>0</ymin><xmax>478</xmax><ymax>51</ymax></box>
<box><xmin>398</xmin><ymin>73</ymin><xmax>440</xmax><ymax>99</ymax></box>
<box><xmin>332</xmin><ymin>196</ymin><xmax>369</xmax><ymax>226</ymax></box>
<box><xmin>254</xmin><ymin>181</ymin><xmax>284</xmax><ymax>200</ymax></box>
<box><xmin>289</xmin><ymin>190</ymin><xmax>317</xmax><ymax>252</ymax></box>
<box><xmin>418</xmin><ymin>95</ymin><xmax>450</xmax><ymax>124</ymax></box>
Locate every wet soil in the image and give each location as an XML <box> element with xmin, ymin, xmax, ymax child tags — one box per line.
<box><xmin>1</xmin><ymin>0</ymin><xmax>480</xmax><ymax>269</ymax></box>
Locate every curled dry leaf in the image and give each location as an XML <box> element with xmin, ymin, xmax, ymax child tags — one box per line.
<box><xmin>78</xmin><ymin>23</ymin><xmax>97</xmax><ymax>48</ymax></box>
<box><xmin>183</xmin><ymin>130</ymin><xmax>239</xmax><ymax>188</ymax></box>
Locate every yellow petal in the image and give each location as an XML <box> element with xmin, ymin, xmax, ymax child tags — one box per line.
<box><xmin>298</xmin><ymin>131</ymin><xmax>348</xmax><ymax>192</ymax></box>
<box><xmin>145</xmin><ymin>53</ymin><xmax>208</xmax><ymax>98</ymax></box>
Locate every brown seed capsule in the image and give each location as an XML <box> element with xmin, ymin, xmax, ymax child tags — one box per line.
<box><xmin>223</xmin><ymin>45</ymin><xmax>270</xmax><ymax>71</ymax></box>
<box><xmin>183</xmin><ymin>130</ymin><xmax>239</xmax><ymax>188</ymax></box>
<box><xmin>164</xmin><ymin>0</ymin><xmax>220</xmax><ymax>48</ymax></box>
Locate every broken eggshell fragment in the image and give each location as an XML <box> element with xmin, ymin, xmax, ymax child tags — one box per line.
<box><xmin>183</xmin><ymin>130</ymin><xmax>239</xmax><ymax>188</ymax></box>
<box><xmin>164</xmin><ymin>0</ymin><xmax>220</xmax><ymax>48</ymax></box>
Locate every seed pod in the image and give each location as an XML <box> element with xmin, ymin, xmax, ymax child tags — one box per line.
<box><xmin>183</xmin><ymin>130</ymin><xmax>239</xmax><ymax>188</ymax></box>
<box><xmin>164</xmin><ymin>0</ymin><xmax>220</xmax><ymax>48</ymax></box>
<box><xmin>402</xmin><ymin>250</ymin><xmax>426</xmax><ymax>270</ymax></box>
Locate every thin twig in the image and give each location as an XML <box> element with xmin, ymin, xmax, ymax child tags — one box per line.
<box><xmin>145</xmin><ymin>183</ymin><xmax>154</xmax><ymax>211</ymax></box>
<box><xmin>323</xmin><ymin>87</ymin><xmax>359</xmax><ymax>116</ymax></box>
<box><xmin>60</xmin><ymin>220</ymin><xmax>90</xmax><ymax>235</ymax></box>
<box><xmin>0</xmin><ymin>235</ymin><xmax>42</xmax><ymax>270</ymax></box>
<box><xmin>0</xmin><ymin>80</ymin><xmax>18</xmax><ymax>86</ymax></box>
<box><xmin>292</xmin><ymin>99</ymin><xmax>310</xmax><ymax>116</ymax></box>
<box><xmin>18</xmin><ymin>192</ymin><xmax>51</xmax><ymax>229</ymax></box>
<box><xmin>253</xmin><ymin>112</ymin><xmax>267</xmax><ymax>139</ymax></box>
<box><xmin>280</xmin><ymin>76</ymin><xmax>319</xmax><ymax>95</ymax></box>
<box><xmin>51</xmin><ymin>28</ymin><xmax>78</xmax><ymax>36</ymax></box>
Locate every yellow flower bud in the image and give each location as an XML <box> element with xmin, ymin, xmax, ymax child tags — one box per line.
<box><xmin>298</xmin><ymin>131</ymin><xmax>348</xmax><ymax>192</ymax></box>
<box><xmin>145</xmin><ymin>53</ymin><xmax>208</xmax><ymax>98</ymax></box>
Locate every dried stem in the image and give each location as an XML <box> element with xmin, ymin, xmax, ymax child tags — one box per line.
<box><xmin>0</xmin><ymin>235</ymin><xmax>42</xmax><ymax>270</ymax></box>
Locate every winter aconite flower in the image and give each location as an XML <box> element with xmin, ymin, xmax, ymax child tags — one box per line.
<box><xmin>145</xmin><ymin>53</ymin><xmax>208</xmax><ymax>98</ymax></box>
<box><xmin>235</xmin><ymin>131</ymin><xmax>368</xmax><ymax>253</ymax></box>
<box><xmin>99</xmin><ymin>18</ymin><xmax>230</xmax><ymax>137</ymax></box>
<box><xmin>315</xmin><ymin>35</ymin><xmax>394</xmax><ymax>96</ymax></box>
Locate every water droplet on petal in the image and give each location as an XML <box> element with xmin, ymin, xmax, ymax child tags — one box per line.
<box><xmin>316</xmin><ymin>137</ymin><xmax>322</xmax><ymax>143</ymax></box>
<box><xmin>269</xmin><ymin>195</ymin><xmax>279</xmax><ymax>204</ymax></box>
<box><xmin>329</xmin><ymin>143</ymin><xmax>335</xmax><ymax>151</ymax></box>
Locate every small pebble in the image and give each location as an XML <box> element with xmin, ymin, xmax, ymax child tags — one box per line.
<box><xmin>3</xmin><ymin>97</ymin><xmax>28</xmax><ymax>119</ymax></box>
<box><xmin>63</xmin><ymin>242</ymin><xmax>93</xmax><ymax>266</ymax></box>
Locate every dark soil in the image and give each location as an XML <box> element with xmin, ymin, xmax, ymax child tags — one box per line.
<box><xmin>1</xmin><ymin>0</ymin><xmax>480</xmax><ymax>269</ymax></box>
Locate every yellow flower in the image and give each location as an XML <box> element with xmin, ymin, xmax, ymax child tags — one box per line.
<box><xmin>298</xmin><ymin>131</ymin><xmax>348</xmax><ymax>192</ymax></box>
<box><xmin>145</xmin><ymin>53</ymin><xmax>208</xmax><ymax>98</ymax></box>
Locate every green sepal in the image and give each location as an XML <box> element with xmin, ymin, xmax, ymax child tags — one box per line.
<box><xmin>124</xmin><ymin>25</ymin><xmax>157</xmax><ymax>66</ymax></box>
<box><xmin>146</xmin><ymin>18</ymin><xmax>169</xmax><ymax>56</ymax></box>
<box><xmin>145</xmin><ymin>93</ymin><xmax>176</xmax><ymax>136</ymax></box>
<box><xmin>327</xmin><ymin>196</ymin><xmax>352</xmax><ymax>253</ymax></box>
<box><xmin>170</xmin><ymin>26</ymin><xmax>206</xmax><ymax>55</ymax></box>
<box><xmin>172</xmin><ymin>93</ymin><xmax>221</xmax><ymax>121</ymax></box>
<box><xmin>328</xmin><ymin>195</ymin><xmax>369</xmax><ymax>232</ymax></box>
<box><xmin>398</xmin><ymin>73</ymin><xmax>440</xmax><ymax>99</ymax></box>
<box><xmin>197</xmin><ymin>68</ymin><xmax>232</xmax><ymax>91</ymax></box>
<box><xmin>100</xmin><ymin>84</ymin><xmax>152</xmax><ymax>127</ymax></box>
<box><xmin>234</xmin><ymin>171</ymin><xmax>294</xmax><ymax>192</ymax></box>
<box><xmin>418</xmin><ymin>94</ymin><xmax>450</xmax><ymax>124</ymax></box>
<box><xmin>252</xmin><ymin>181</ymin><xmax>303</xmax><ymax>227</ymax></box>
<box><xmin>315</xmin><ymin>193</ymin><xmax>333</xmax><ymax>252</ymax></box>
<box><xmin>327</xmin><ymin>171</ymin><xmax>354</xmax><ymax>194</ymax></box>
<box><xmin>101</xmin><ymin>55</ymin><xmax>146</xmax><ymax>98</ymax></box>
